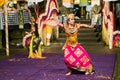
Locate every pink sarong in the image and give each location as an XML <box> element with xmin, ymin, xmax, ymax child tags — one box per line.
<box><xmin>64</xmin><ymin>44</ymin><xmax>91</xmax><ymax>71</ymax></box>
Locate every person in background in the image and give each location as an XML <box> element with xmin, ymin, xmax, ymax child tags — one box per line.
<box><xmin>7</xmin><ymin>1</ymin><xmax>17</xmax><ymax>12</ymax></box>
<box><xmin>86</xmin><ymin>3</ymin><xmax>92</xmax><ymax>19</ymax></box>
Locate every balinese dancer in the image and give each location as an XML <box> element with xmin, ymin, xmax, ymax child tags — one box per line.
<box><xmin>23</xmin><ymin>17</ymin><xmax>46</xmax><ymax>59</ymax></box>
<box><xmin>59</xmin><ymin>13</ymin><xmax>94</xmax><ymax>75</ymax></box>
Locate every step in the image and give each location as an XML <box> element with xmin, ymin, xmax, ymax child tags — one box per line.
<box><xmin>43</xmin><ymin>42</ymin><xmax>104</xmax><ymax>50</ymax></box>
<box><xmin>59</xmin><ymin>28</ymin><xmax>95</xmax><ymax>33</ymax></box>
<box><xmin>59</xmin><ymin>32</ymin><xmax>98</xmax><ymax>38</ymax></box>
<box><xmin>75</xmin><ymin>19</ymin><xmax>91</xmax><ymax>24</ymax></box>
<box><xmin>42</xmin><ymin>42</ymin><xmax>113</xmax><ymax>54</ymax></box>
<box><xmin>55</xmin><ymin>37</ymin><xmax>100</xmax><ymax>43</ymax></box>
<box><xmin>79</xmin><ymin>42</ymin><xmax>104</xmax><ymax>46</ymax></box>
<box><xmin>78</xmin><ymin>28</ymin><xmax>95</xmax><ymax>33</ymax></box>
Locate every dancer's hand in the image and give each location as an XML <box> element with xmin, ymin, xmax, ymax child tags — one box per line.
<box><xmin>25</xmin><ymin>31</ymin><xmax>30</xmax><ymax>34</ymax></box>
<box><xmin>57</xmin><ymin>21</ymin><xmax>64</xmax><ymax>27</ymax></box>
<box><xmin>89</xmin><ymin>25</ymin><xmax>94</xmax><ymax>28</ymax></box>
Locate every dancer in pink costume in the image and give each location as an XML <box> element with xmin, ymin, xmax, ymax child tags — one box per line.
<box><xmin>59</xmin><ymin>13</ymin><xmax>94</xmax><ymax>76</ymax></box>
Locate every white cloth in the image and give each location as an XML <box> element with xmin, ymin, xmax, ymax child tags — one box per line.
<box><xmin>86</xmin><ymin>5</ymin><xmax>92</xmax><ymax>12</ymax></box>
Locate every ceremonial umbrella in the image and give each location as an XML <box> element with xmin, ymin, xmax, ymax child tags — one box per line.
<box><xmin>0</xmin><ymin>0</ymin><xmax>4</xmax><ymax>6</ymax></box>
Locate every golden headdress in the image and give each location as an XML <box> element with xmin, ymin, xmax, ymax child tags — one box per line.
<box><xmin>67</xmin><ymin>13</ymin><xmax>74</xmax><ymax>20</ymax></box>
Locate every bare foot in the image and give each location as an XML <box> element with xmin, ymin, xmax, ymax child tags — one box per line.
<box><xmin>33</xmin><ymin>54</ymin><xmax>47</xmax><ymax>59</ymax></box>
<box><xmin>65</xmin><ymin>71</ymin><xmax>71</xmax><ymax>76</ymax></box>
<box><xmin>85</xmin><ymin>72</ymin><xmax>90</xmax><ymax>75</ymax></box>
<box><xmin>85</xmin><ymin>71</ymin><xmax>94</xmax><ymax>75</ymax></box>
<box><xmin>90</xmin><ymin>71</ymin><xmax>94</xmax><ymax>75</ymax></box>
<box><xmin>38</xmin><ymin>56</ymin><xmax>47</xmax><ymax>59</ymax></box>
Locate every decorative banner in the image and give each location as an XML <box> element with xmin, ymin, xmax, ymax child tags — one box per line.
<box><xmin>27</xmin><ymin>0</ymin><xmax>43</xmax><ymax>4</ymax></box>
<box><xmin>74</xmin><ymin>0</ymin><xmax>80</xmax><ymax>4</ymax></box>
<box><xmin>91</xmin><ymin>0</ymin><xmax>100</xmax><ymax>6</ymax></box>
<box><xmin>0</xmin><ymin>0</ymin><xmax>4</xmax><ymax>6</ymax></box>
<box><xmin>62</xmin><ymin>0</ymin><xmax>73</xmax><ymax>8</ymax></box>
<box><xmin>103</xmin><ymin>0</ymin><xmax>117</xmax><ymax>1</ymax></box>
<box><xmin>37</xmin><ymin>0</ymin><xmax>59</xmax><ymax>45</ymax></box>
<box><xmin>79</xmin><ymin>0</ymin><xmax>87</xmax><ymax>6</ymax></box>
<box><xmin>102</xmin><ymin>1</ymin><xmax>115</xmax><ymax>49</ymax></box>
<box><xmin>63</xmin><ymin>0</ymin><xmax>73</xmax><ymax>3</ymax></box>
<box><xmin>18</xmin><ymin>10</ymin><xmax>24</xmax><ymax>29</ymax></box>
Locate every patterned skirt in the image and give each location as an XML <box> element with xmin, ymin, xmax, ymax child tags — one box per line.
<box><xmin>64</xmin><ymin>44</ymin><xmax>91</xmax><ymax>72</ymax></box>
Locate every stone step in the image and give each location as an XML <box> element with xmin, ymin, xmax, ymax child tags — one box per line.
<box><xmin>75</xmin><ymin>19</ymin><xmax>91</xmax><ymax>24</ymax></box>
<box><xmin>59</xmin><ymin>32</ymin><xmax>98</xmax><ymax>38</ymax></box>
<box><xmin>42</xmin><ymin>43</ymin><xmax>113</xmax><ymax>54</ymax></box>
<box><xmin>42</xmin><ymin>48</ymin><xmax>114</xmax><ymax>54</ymax></box>
<box><xmin>79</xmin><ymin>42</ymin><xmax>104</xmax><ymax>46</ymax></box>
<box><xmin>54</xmin><ymin>37</ymin><xmax>100</xmax><ymax>43</ymax></box>
<box><xmin>44</xmin><ymin>42</ymin><xmax>104</xmax><ymax>47</ymax></box>
<box><xmin>42</xmin><ymin>42</ymin><xmax>105</xmax><ymax>52</ymax></box>
<box><xmin>59</xmin><ymin>28</ymin><xmax>95</xmax><ymax>33</ymax></box>
<box><xmin>78</xmin><ymin>28</ymin><xmax>95</xmax><ymax>32</ymax></box>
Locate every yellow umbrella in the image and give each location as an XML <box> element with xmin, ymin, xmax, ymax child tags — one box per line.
<box><xmin>0</xmin><ymin>0</ymin><xmax>4</xmax><ymax>6</ymax></box>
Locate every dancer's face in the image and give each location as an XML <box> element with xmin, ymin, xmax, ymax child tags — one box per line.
<box><xmin>68</xmin><ymin>18</ymin><xmax>75</xmax><ymax>25</ymax></box>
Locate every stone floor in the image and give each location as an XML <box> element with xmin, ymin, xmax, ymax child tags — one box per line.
<box><xmin>42</xmin><ymin>42</ymin><xmax>115</xmax><ymax>54</ymax></box>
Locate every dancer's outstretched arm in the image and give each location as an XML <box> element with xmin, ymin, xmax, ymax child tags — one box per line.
<box><xmin>80</xmin><ymin>23</ymin><xmax>94</xmax><ymax>28</ymax></box>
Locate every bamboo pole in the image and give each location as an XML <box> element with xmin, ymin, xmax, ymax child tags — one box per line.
<box><xmin>4</xmin><ymin>0</ymin><xmax>9</xmax><ymax>56</ymax></box>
